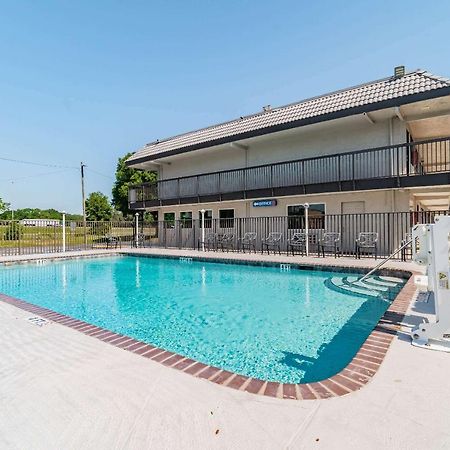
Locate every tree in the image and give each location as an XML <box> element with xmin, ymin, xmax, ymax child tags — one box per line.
<box><xmin>112</xmin><ymin>152</ymin><xmax>157</xmax><ymax>217</ymax></box>
<box><xmin>0</xmin><ymin>197</ymin><xmax>8</xmax><ymax>215</ymax></box>
<box><xmin>85</xmin><ymin>192</ymin><xmax>112</xmax><ymax>221</ymax></box>
<box><xmin>0</xmin><ymin>208</ymin><xmax>82</xmax><ymax>221</ymax></box>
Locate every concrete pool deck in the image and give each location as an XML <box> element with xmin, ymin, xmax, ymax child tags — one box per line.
<box><xmin>1</xmin><ymin>249</ymin><xmax>449</xmax><ymax>449</ymax></box>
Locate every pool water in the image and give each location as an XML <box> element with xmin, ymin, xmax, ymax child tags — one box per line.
<box><xmin>0</xmin><ymin>256</ymin><xmax>401</xmax><ymax>383</ymax></box>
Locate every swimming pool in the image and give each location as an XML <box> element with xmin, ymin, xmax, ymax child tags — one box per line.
<box><xmin>0</xmin><ymin>255</ymin><xmax>405</xmax><ymax>383</ymax></box>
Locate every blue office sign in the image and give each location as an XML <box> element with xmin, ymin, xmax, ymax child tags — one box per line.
<box><xmin>252</xmin><ymin>199</ymin><xmax>277</xmax><ymax>208</ymax></box>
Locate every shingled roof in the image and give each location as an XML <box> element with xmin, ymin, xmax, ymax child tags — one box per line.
<box><xmin>126</xmin><ymin>69</ymin><xmax>450</xmax><ymax>166</ymax></box>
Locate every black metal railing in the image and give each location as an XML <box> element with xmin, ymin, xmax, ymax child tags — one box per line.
<box><xmin>1</xmin><ymin>211</ymin><xmax>446</xmax><ymax>260</ymax></box>
<box><xmin>0</xmin><ymin>220</ymin><xmax>158</xmax><ymax>256</ymax></box>
<box><xmin>153</xmin><ymin>210</ymin><xmax>449</xmax><ymax>259</ymax></box>
<box><xmin>129</xmin><ymin>137</ymin><xmax>450</xmax><ymax>206</ymax></box>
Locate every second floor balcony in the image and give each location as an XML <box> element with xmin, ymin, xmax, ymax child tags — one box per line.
<box><xmin>129</xmin><ymin>137</ymin><xmax>450</xmax><ymax>209</ymax></box>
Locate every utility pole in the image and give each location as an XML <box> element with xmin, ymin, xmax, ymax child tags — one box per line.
<box><xmin>81</xmin><ymin>162</ymin><xmax>87</xmax><ymax>247</ymax></box>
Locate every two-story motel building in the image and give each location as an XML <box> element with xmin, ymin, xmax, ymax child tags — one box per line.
<box><xmin>127</xmin><ymin>67</ymin><xmax>450</xmax><ymax>232</ymax></box>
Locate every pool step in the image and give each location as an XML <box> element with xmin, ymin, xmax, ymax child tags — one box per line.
<box><xmin>327</xmin><ymin>275</ymin><xmax>404</xmax><ymax>299</ymax></box>
<box><xmin>346</xmin><ymin>277</ymin><xmax>389</xmax><ymax>292</ymax></box>
<box><xmin>379</xmin><ymin>276</ymin><xmax>404</xmax><ymax>284</ymax></box>
<box><xmin>329</xmin><ymin>277</ymin><xmax>381</xmax><ymax>298</ymax></box>
<box><xmin>360</xmin><ymin>277</ymin><xmax>397</xmax><ymax>288</ymax></box>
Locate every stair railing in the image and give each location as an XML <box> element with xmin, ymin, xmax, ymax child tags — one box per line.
<box><xmin>357</xmin><ymin>239</ymin><xmax>412</xmax><ymax>283</ymax></box>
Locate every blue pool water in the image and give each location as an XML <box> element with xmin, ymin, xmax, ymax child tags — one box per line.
<box><xmin>0</xmin><ymin>256</ymin><xmax>399</xmax><ymax>383</ymax></box>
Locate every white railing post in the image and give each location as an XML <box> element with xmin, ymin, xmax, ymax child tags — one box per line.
<box><xmin>304</xmin><ymin>203</ymin><xmax>309</xmax><ymax>257</ymax></box>
<box><xmin>135</xmin><ymin>212</ymin><xmax>139</xmax><ymax>247</ymax></box>
<box><xmin>200</xmin><ymin>209</ymin><xmax>205</xmax><ymax>251</ymax></box>
<box><xmin>62</xmin><ymin>211</ymin><xmax>66</xmax><ymax>252</ymax></box>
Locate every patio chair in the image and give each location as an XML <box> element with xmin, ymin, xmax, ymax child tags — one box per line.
<box><xmin>401</xmin><ymin>232</ymin><xmax>412</xmax><ymax>262</ymax></box>
<box><xmin>131</xmin><ymin>233</ymin><xmax>147</xmax><ymax>248</ymax></box>
<box><xmin>318</xmin><ymin>232</ymin><xmax>341</xmax><ymax>258</ymax></box>
<box><xmin>217</xmin><ymin>233</ymin><xmax>235</xmax><ymax>252</ymax></box>
<box><xmin>287</xmin><ymin>232</ymin><xmax>307</xmax><ymax>256</ymax></box>
<box><xmin>198</xmin><ymin>233</ymin><xmax>217</xmax><ymax>251</ymax></box>
<box><xmin>261</xmin><ymin>232</ymin><xmax>283</xmax><ymax>255</ymax></box>
<box><xmin>96</xmin><ymin>233</ymin><xmax>121</xmax><ymax>250</ymax></box>
<box><xmin>355</xmin><ymin>232</ymin><xmax>378</xmax><ymax>259</ymax></box>
<box><xmin>105</xmin><ymin>235</ymin><xmax>121</xmax><ymax>249</ymax></box>
<box><xmin>237</xmin><ymin>232</ymin><xmax>257</xmax><ymax>253</ymax></box>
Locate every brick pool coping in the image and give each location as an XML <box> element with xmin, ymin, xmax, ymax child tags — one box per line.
<box><xmin>0</xmin><ymin>253</ymin><xmax>417</xmax><ymax>400</ymax></box>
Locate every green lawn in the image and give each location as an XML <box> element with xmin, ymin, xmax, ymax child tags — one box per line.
<box><xmin>0</xmin><ymin>225</ymin><xmax>157</xmax><ymax>249</ymax></box>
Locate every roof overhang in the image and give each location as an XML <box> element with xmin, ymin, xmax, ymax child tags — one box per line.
<box><xmin>126</xmin><ymin>86</ymin><xmax>450</xmax><ymax>168</ymax></box>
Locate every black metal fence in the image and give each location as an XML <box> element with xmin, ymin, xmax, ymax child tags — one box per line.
<box><xmin>154</xmin><ymin>210</ymin><xmax>449</xmax><ymax>259</ymax></box>
<box><xmin>0</xmin><ymin>220</ymin><xmax>157</xmax><ymax>256</ymax></box>
<box><xmin>130</xmin><ymin>136</ymin><xmax>450</xmax><ymax>206</ymax></box>
<box><xmin>0</xmin><ymin>210</ymin><xmax>446</xmax><ymax>260</ymax></box>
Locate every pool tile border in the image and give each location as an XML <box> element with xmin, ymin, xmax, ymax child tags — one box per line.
<box><xmin>123</xmin><ymin>250</ymin><xmax>410</xmax><ymax>280</ymax></box>
<box><xmin>0</xmin><ymin>257</ymin><xmax>417</xmax><ymax>401</ymax></box>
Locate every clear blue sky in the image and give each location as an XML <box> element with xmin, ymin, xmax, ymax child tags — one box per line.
<box><xmin>0</xmin><ymin>0</ymin><xmax>449</xmax><ymax>213</ymax></box>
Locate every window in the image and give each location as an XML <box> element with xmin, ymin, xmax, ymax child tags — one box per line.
<box><xmin>288</xmin><ymin>204</ymin><xmax>325</xmax><ymax>229</ymax></box>
<box><xmin>163</xmin><ymin>212</ymin><xmax>175</xmax><ymax>228</ymax></box>
<box><xmin>219</xmin><ymin>209</ymin><xmax>234</xmax><ymax>228</ymax></box>
<box><xmin>198</xmin><ymin>210</ymin><xmax>213</xmax><ymax>228</ymax></box>
<box><xmin>180</xmin><ymin>211</ymin><xmax>192</xmax><ymax>228</ymax></box>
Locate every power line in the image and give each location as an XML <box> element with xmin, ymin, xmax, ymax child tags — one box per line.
<box><xmin>0</xmin><ymin>155</ymin><xmax>115</xmax><ymax>181</ymax></box>
<box><xmin>86</xmin><ymin>167</ymin><xmax>114</xmax><ymax>180</ymax></box>
<box><xmin>0</xmin><ymin>168</ymin><xmax>74</xmax><ymax>183</ymax></box>
<box><xmin>0</xmin><ymin>155</ymin><xmax>78</xmax><ymax>169</ymax></box>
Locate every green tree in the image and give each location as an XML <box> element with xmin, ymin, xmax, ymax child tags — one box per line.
<box><xmin>0</xmin><ymin>207</ymin><xmax>82</xmax><ymax>221</ymax></box>
<box><xmin>85</xmin><ymin>192</ymin><xmax>112</xmax><ymax>221</ymax></box>
<box><xmin>112</xmin><ymin>153</ymin><xmax>156</xmax><ymax>217</ymax></box>
<box><xmin>0</xmin><ymin>198</ymin><xmax>9</xmax><ymax>215</ymax></box>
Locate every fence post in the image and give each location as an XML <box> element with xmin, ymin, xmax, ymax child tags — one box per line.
<box><xmin>200</xmin><ymin>209</ymin><xmax>205</xmax><ymax>251</ymax></box>
<box><xmin>18</xmin><ymin>221</ymin><xmax>21</xmax><ymax>255</ymax></box>
<box><xmin>62</xmin><ymin>211</ymin><xmax>66</xmax><ymax>252</ymax></box>
<box><xmin>135</xmin><ymin>213</ymin><xmax>139</xmax><ymax>247</ymax></box>
<box><xmin>304</xmin><ymin>203</ymin><xmax>309</xmax><ymax>256</ymax></box>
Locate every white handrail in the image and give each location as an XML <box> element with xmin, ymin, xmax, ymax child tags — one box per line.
<box><xmin>358</xmin><ymin>239</ymin><xmax>412</xmax><ymax>283</ymax></box>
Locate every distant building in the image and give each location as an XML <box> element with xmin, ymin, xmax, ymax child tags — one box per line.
<box><xmin>20</xmin><ymin>219</ymin><xmax>61</xmax><ymax>227</ymax></box>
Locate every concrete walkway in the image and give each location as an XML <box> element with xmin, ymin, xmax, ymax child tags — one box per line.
<box><xmin>122</xmin><ymin>246</ymin><xmax>421</xmax><ymax>273</ymax></box>
<box><xmin>0</xmin><ymin>250</ymin><xmax>448</xmax><ymax>449</ymax></box>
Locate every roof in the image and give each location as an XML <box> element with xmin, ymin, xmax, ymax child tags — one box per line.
<box><xmin>126</xmin><ymin>69</ymin><xmax>450</xmax><ymax>166</ymax></box>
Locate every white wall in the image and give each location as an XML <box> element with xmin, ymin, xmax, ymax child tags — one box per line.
<box><xmin>153</xmin><ymin>189</ymin><xmax>411</xmax><ymax>221</ymax></box>
<box><xmin>159</xmin><ymin>113</ymin><xmax>407</xmax><ymax>180</ymax></box>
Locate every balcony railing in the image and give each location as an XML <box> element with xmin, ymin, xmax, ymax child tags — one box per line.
<box><xmin>129</xmin><ymin>137</ymin><xmax>450</xmax><ymax>208</ymax></box>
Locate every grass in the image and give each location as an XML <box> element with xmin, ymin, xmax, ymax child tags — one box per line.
<box><xmin>0</xmin><ymin>225</ymin><xmax>157</xmax><ymax>249</ymax></box>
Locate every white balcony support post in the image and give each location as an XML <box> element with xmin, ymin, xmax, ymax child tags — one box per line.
<box><xmin>62</xmin><ymin>211</ymin><xmax>66</xmax><ymax>252</ymax></box>
<box><xmin>135</xmin><ymin>213</ymin><xmax>139</xmax><ymax>247</ymax></box>
<box><xmin>200</xmin><ymin>209</ymin><xmax>206</xmax><ymax>252</ymax></box>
